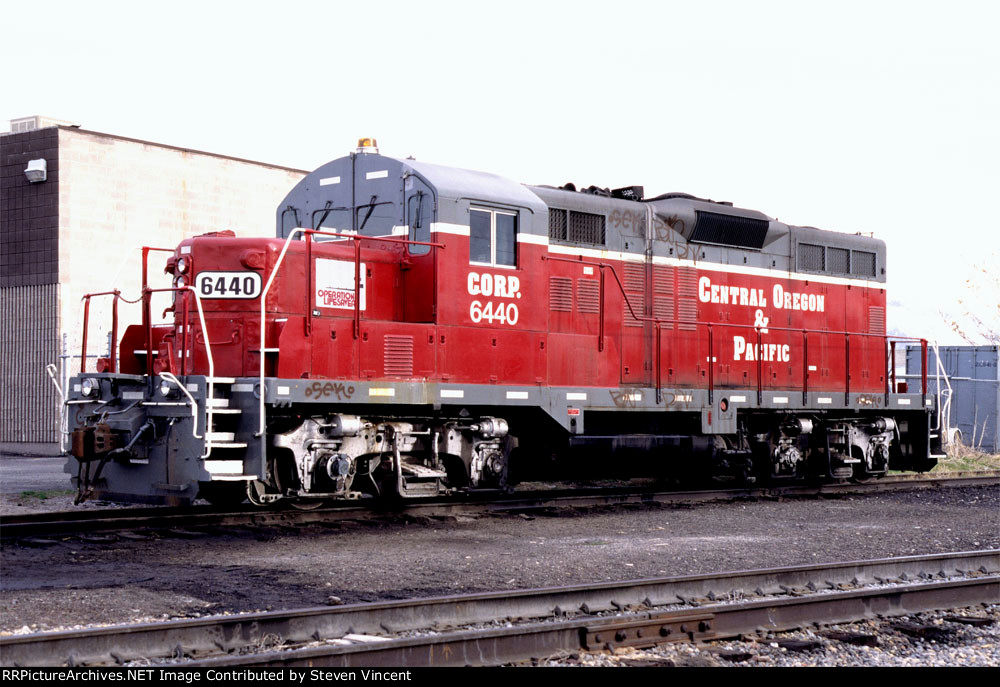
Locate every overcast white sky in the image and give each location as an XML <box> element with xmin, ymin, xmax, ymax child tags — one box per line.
<box><xmin>4</xmin><ymin>0</ymin><xmax>998</xmax><ymax>342</ymax></box>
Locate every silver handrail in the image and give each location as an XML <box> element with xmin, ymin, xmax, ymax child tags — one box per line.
<box><xmin>63</xmin><ymin>284</ymin><xmax>218</xmax><ymax>458</ymax></box>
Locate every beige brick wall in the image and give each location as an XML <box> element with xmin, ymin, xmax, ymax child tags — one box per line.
<box><xmin>57</xmin><ymin>129</ymin><xmax>306</xmax><ymax>375</ymax></box>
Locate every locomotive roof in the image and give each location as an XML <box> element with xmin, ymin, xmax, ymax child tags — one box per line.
<box><xmin>277</xmin><ymin>150</ymin><xmax>885</xmax><ymax>282</ymax></box>
<box><xmin>404</xmin><ymin>158</ymin><xmax>548</xmax><ymax>215</ymax></box>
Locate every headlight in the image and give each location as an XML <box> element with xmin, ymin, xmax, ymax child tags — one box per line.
<box><xmin>81</xmin><ymin>378</ymin><xmax>99</xmax><ymax>398</ymax></box>
<box><xmin>173</xmin><ymin>275</ymin><xmax>187</xmax><ymax>289</ymax></box>
<box><xmin>159</xmin><ymin>380</ymin><xmax>176</xmax><ymax>397</ymax></box>
<box><xmin>176</xmin><ymin>257</ymin><xmax>190</xmax><ymax>274</ymax></box>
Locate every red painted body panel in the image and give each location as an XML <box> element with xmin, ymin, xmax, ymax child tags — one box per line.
<box><xmin>154</xmin><ymin>228</ymin><xmax>888</xmax><ymax>396</ymax></box>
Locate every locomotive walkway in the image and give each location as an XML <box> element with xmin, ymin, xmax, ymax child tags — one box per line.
<box><xmin>2</xmin><ymin>471</ymin><xmax>998</xmax><ymax>541</ymax></box>
<box><xmin>1</xmin><ymin>551</ymin><xmax>996</xmax><ymax>666</ymax></box>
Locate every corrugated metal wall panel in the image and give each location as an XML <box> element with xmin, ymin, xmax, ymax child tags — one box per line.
<box><xmin>906</xmin><ymin>345</ymin><xmax>999</xmax><ymax>453</ymax></box>
<box><xmin>0</xmin><ymin>284</ymin><xmax>60</xmax><ymax>442</ymax></box>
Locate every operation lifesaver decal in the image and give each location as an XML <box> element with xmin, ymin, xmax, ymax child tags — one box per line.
<box><xmin>316</xmin><ymin>259</ymin><xmax>366</xmax><ymax>310</ymax></box>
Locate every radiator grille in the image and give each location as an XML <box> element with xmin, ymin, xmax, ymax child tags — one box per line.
<box><xmin>798</xmin><ymin>243</ymin><xmax>825</xmax><ymax>271</ymax></box>
<box><xmin>852</xmin><ymin>250</ymin><xmax>877</xmax><ymax>278</ymax></box>
<box><xmin>828</xmin><ymin>247</ymin><xmax>850</xmax><ymax>274</ymax></box>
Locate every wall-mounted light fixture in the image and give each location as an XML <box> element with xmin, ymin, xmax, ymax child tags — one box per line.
<box><xmin>24</xmin><ymin>158</ymin><xmax>47</xmax><ymax>183</ymax></box>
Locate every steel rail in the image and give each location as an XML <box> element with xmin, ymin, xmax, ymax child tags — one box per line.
<box><xmin>2</xmin><ymin>471</ymin><xmax>998</xmax><ymax>540</ymax></box>
<box><xmin>1</xmin><ymin>551</ymin><xmax>996</xmax><ymax>667</ymax></box>
<box><xmin>194</xmin><ymin>577</ymin><xmax>999</xmax><ymax>667</ymax></box>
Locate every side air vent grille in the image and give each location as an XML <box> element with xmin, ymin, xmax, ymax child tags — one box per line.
<box><xmin>577</xmin><ymin>279</ymin><xmax>600</xmax><ymax>314</ymax></box>
<box><xmin>384</xmin><ymin>335</ymin><xmax>414</xmax><ymax>377</ymax></box>
<box><xmin>677</xmin><ymin>266</ymin><xmax>699</xmax><ymax>331</ymax></box>
<box><xmin>869</xmin><ymin>306</ymin><xmax>886</xmax><ymax>335</ymax></box>
<box><xmin>691</xmin><ymin>211</ymin><xmax>769</xmax><ymax>250</ymax></box>
<box><xmin>548</xmin><ymin>209</ymin><xmax>568</xmax><ymax>241</ymax></box>
<box><xmin>549</xmin><ymin>276</ymin><xmax>573</xmax><ymax>312</ymax></box>
<box><xmin>549</xmin><ymin>208</ymin><xmax>606</xmax><ymax>246</ymax></box>
<box><xmin>569</xmin><ymin>211</ymin><xmax>606</xmax><ymax>245</ymax></box>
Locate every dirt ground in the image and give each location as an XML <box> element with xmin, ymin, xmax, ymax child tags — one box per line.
<box><xmin>1</xmin><ymin>485</ymin><xmax>997</xmax><ymax>634</ymax></box>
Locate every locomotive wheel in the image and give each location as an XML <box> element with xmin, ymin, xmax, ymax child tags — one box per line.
<box><xmin>288</xmin><ymin>498</ymin><xmax>328</xmax><ymax>510</ymax></box>
<box><xmin>849</xmin><ymin>465</ymin><xmax>879</xmax><ymax>484</ymax></box>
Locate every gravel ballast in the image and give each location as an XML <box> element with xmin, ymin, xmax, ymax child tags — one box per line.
<box><xmin>554</xmin><ymin>605</ymin><xmax>999</xmax><ymax>667</ymax></box>
<box><xmin>2</xmin><ymin>485</ymin><xmax>996</xmax><ymax>638</ymax></box>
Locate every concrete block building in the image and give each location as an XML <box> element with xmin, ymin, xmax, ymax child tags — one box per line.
<box><xmin>1</xmin><ymin>116</ymin><xmax>306</xmax><ymax>452</ymax></box>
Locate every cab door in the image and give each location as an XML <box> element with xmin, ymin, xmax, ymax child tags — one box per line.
<box><xmin>403</xmin><ymin>175</ymin><xmax>436</xmax><ymax>323</ymax></box>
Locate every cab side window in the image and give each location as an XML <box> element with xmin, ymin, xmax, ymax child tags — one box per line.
<box><xmin>470</xmin><ymin>208</ymin><xmax>517</xmax><ymax>267</ymax></box>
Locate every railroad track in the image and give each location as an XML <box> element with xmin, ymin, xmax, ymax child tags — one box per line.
<box><xmin>1</xmin><ymin>551</ymin><xmax>996</xmax><ymax>667</ymax></box>
<box><xmin>2</xmin><ymin>471</ymin><xmax>997</xmax><ymax>541</ymax></box>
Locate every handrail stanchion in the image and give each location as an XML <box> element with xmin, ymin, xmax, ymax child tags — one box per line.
<box><xmin>140</xmin><ymin>246</ymin><xmax>174</xmax><ymax>380</ymax></box>
<box><xmin>81</xmin><ymin>296</ymin><xmax>91</xmax><ymax>373</ymax></box>
<box><xmin>305</xmin><ymin>233</ymin><xmax>313</xmax><ymax>336</ymax></box>
<box><xmin>181</xmin><ymin>290</ymin><xmax>190</xmax><ymax>376</ymax></box>
<box><xmin>707</xmin><ymin>325</ymin><xmax>714</xmax><ymax>404</ymax></box>
<box><xmin>77</xmin><ymin>290</ymin><xmax>136</xmax><ymax>374</ymax></box>
<box><xmin>890</xmin><ymin>340</ymin><xmax>897</xmax><ymax>392</ymax></box>
<box><xmin>141</xmin><ymin>247</ymin><xmax>151</xmax><ymax>378</ymax></box>
<box><xmin>844</xmin><ymin>334</ymin><xmax>851</xmax><ymax>405</ymax></box>
<box><xmin>884</xmin><ymin>338</ymin><xmax>891</xmax><ymax>406</ymax></box>
<box><xmin>598</xmin><ymin>267</ymin><xmax>605</xmax><ymax>352</ymax></box>
<box><xmin>802</xmin><ymin>330</ymin><xmax>808</xmax><ymax>405</ymax></box>
<box><xmin>756</xmin><ymin>327</ymin><xmax>763</xmax><ymax>404</ymax></box>
<box><xmin>921</xmin><ymin>338</ymin><xmax>928</xmax><ymax>403</ymax></box>
<box><xmin>655</xmin><ymin>324</ymin><xmax>662</xmax><ymax>404</ymax></box>
<box><xmin>110</xmin><ymin>291</ymin><xmax>120</xmax><ymax>372</ymax></box>
<box><xmin>354</xmin><ymin>240</ymin><xmax>362</xmax><ymax>340</ymax></box>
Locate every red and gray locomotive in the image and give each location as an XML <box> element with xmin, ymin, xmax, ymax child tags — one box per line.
<box><xmin>64</xmin><ymin>139</ymin><xmax>943</xmax><ymax>505</ymax></box>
